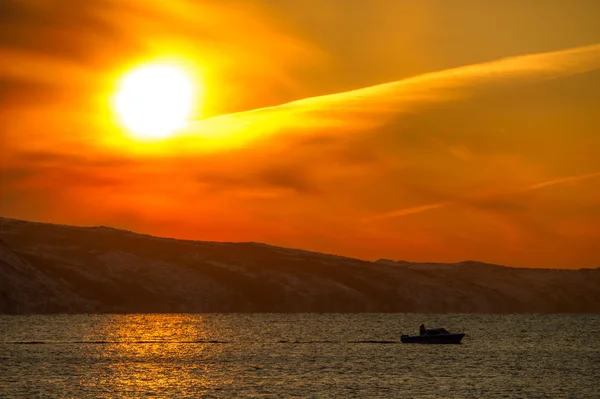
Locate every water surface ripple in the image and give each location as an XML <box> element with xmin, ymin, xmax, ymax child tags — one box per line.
<box><xmin>1</xmin><ymin>314</ymin><xmax>598</xmax><ymax>398</ymax></box>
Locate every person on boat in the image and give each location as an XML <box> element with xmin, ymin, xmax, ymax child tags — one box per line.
<box><xmin>419</xmin><ymin>324</ymin><xmax>426</xmax><ymax>335</ymax></box>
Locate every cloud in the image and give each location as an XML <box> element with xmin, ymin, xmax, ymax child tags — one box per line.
<box><xmin>195</xmin><ymin>164</ymin><xmax>321</xmax><ymax>196</ymax></box>
<box><xmin>525</xmin><ymin>171</ymin><xmax>600</xmax><ymax>191</ymax></box>
<box><xmin>362</xmin><ymin>203</ymin><xmax>451</xmax><ymax>222</ymax></box>
<box><xmin>179</xmin><ymin>43</ymin><xmax>600</xmax><ymax>147</ymax></box>
<box><xmin>363</xmin><ymin>170</ymin><xmax>600</xmax><ymax>222</ymax></box>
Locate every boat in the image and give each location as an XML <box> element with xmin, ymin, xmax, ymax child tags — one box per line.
<box><xmin>400</xmin><ymin>327</ymin><xmax>465</xmax><ymax>344</ymax></box>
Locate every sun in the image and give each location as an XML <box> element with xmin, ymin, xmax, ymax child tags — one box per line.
<box><xmin>114</xmin><ymin>63</ymin><xmax>196</xmax><ymax>139</ymax></box>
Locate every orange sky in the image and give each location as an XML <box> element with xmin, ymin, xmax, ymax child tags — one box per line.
<box><xmin>1</xmin><ymin>0</ymin><xmax>600</xmax><ymax>268</ymax></box>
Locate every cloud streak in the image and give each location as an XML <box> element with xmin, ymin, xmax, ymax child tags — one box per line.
<box><xmin>364</xmin><ymin>170</ymin><xmax>600</xmax><ymax>222</ymax></box>
<box><xmin>362</xmin><ymin>203</ymin><xmax>452</xmax><ymax>222</ymax></box>
<box><xmin>525</xmin><ymin>170</ymin><xmax>600</xmax><ymax>191</ymax></box>
<box><xmin>180</xmin><ymin>43</ymin><xmax>600</xmax><ymax>148</ymax></box>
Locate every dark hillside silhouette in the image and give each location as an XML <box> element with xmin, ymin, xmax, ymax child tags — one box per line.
<box><xmin>1</xmin><ymin>217</ymin><xmax>599</xmax><ymax>313</ymax></box>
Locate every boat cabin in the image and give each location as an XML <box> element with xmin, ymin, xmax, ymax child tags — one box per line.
<box><xmin>423</xmin><ymin>328</ymin><xmax>450</xmax><ymax>335</ymax></box>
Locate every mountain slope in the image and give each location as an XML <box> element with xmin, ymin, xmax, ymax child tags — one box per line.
<box><xmin>1</xmin><ymin>217</ymin><xmax>598</xmax><ymax>313</ymax></box>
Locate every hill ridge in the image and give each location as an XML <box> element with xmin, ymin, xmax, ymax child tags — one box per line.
<box><xmin>1</xmin><ymin>217</ymin><xmax>598</xmax><ymax>314</ymax></box>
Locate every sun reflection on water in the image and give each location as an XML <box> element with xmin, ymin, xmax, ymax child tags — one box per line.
<box><xmin>82</xmin><ymin>314</ymin><xmax>225</xmax><ymax>396</ymax></box>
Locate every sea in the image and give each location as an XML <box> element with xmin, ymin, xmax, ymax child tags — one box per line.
<box><xmin>1</xmin><ymin>314</ymin><xmax>599</xmax><ymax>398</ymax></box>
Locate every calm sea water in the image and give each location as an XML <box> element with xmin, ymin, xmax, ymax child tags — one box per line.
<box><xmin>1</xmin><ymin>314</ymin><xmax>599</xmax><ymax>398</ymax></box>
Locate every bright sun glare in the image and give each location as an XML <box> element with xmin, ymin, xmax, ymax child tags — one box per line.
<box><xmin>114</xmin><ymin>64</ymin><xmax>195</xmax><ymax>139</ymax></box>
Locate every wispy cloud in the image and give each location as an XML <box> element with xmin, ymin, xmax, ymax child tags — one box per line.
<box><xmin>364</xmin><ymin>170</ymin><xmax>600</xmax><ymax>222</ymax></box>
<box><xmin>362</xmin><ymin>202</ymin><xmax>452</xmax><ymax>222</ymax></box>
<box><xmin>180</xmin><ymin>43</ymin><xmax>600</xmax><ymax>147</ymax></box>
<box><xmin>525</xmin><ymin>171</ymin><xmax>600</xmax><ymax>191</ymax></box>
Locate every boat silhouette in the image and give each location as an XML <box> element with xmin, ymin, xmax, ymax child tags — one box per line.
<box><xmin>401</xmin><ymin>327</ymin><xmax>465</xmax><ymax>344</ymax></box>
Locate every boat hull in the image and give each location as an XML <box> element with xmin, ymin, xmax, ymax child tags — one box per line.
<box><xmin>400</xmin><ymin>333</ymin><xmax>465</xmax><ymax>344</ymax></box>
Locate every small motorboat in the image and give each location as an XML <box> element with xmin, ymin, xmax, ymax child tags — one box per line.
<box><xmin>401</xmin><ymin>327</ymin><xmax>465</xmax><ymax>344</ymax></box>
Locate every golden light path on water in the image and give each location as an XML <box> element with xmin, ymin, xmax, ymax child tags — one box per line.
<box><xmin>83</xmin><ymin>314</ymin><xmax>223</xmax><ymax>394</ymax></box>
